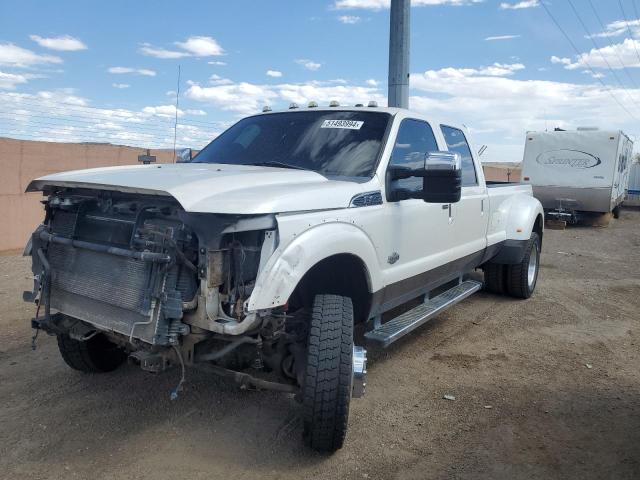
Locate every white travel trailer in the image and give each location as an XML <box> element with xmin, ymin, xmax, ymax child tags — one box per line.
<box><xmin>627</xmin><ymin>160</ymin><xmax>640</xmax><ymax>205</ymax></box>
<box><xmin>521</xmin><ymin>128</ymin><xmax>633</xmax><ymax>222</ymax></box>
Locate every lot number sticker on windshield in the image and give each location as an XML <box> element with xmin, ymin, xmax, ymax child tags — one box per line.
<box><xmin>321</xmin><ymin>119</ymin><xmax>364</xmax><ymax>130</ymax></box>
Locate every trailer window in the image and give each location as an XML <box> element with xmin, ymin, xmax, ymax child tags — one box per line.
<box><xmin>441</xmin><ymin>125</ymin><xmax>478</xmax><ymax>187</ymax></box>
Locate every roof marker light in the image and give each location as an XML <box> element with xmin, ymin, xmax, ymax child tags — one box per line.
<box><xmin>262</xmin><ymin>105</ymin><xmax>272</xmax><ymax>112</ymax></box>
<box><xmin>355</xmin><ymin>103</ymin><xmax>364</xmax><ymax>107</ymax></box>
<box><xmin>289</xmin><ymin>102</ymin><xmax>299</xmax><ymax>109</ymax></box>
<box><xmin>329</xmin><ymin>100</ymin><xmax>340</xmax><ymax>107</ymax></box>
<box><xmin>367</xmin><ymin>101</ymin><xmax>378</xmax><ymax>107</ymax></box>
<box><xmin>308</xmin><ymin>101</ymin><xmax>318</xmax><ymax>108</ymax></box>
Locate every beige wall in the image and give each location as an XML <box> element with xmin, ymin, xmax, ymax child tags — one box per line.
<box><xmin>482</xmin><ymin>165</ymin><xmax>522</xmax><ymax>183</ymax></box>
<box><xmin>0</xmin><ymin>137</ymin><xmax>175</xmax><ymax>252</ymax></box>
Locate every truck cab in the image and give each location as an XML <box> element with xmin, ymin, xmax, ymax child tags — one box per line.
<box><xmin>24</xmin><ymin>104</ymin><xmax>544</xmax><ymax>452</ymax></box>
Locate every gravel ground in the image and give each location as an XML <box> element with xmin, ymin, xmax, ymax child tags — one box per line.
<box><xmin>1</xmin><ymin>208</ymin><xmax>639</xmax><ymax>480</ymax></box>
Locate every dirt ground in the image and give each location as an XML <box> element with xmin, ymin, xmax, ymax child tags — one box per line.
<box><xmin>1</xmin><ymin>209</ymin><xmax>639</xmax><ymax>480</ymax></box>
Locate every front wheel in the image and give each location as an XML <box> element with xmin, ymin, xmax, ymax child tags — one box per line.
<box><xmin>505</xmin><ymin>232</ymin><xmax>541</xmax><ymax>299</ymax></box>
<box><xmin>57</xmin><ymin>333</ymin><xmax>127</xmax><ymax>373</ymax></box>
<box><xmin>302</xmin><ymin>294</ymin><xmax>354</xmax><ymax>452</ymax></box>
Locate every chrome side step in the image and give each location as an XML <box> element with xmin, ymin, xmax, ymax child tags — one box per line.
<box><xmin>365</xmin><ymin>280</ymin><xmax>483</xmax><ymax>347</ymax></box>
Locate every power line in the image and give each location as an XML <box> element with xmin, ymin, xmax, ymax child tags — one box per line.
<box><xmin>586</xmin><ymin>0</ymin><xmax>640</xmax><ymax>89</ymax></box>
<box><xmin>623</xmin><ymin>0</ymin><xmax>640</xmax><ymax>65</ymax></box>
<box><xmin>541</xmin><ymin>1</ymin><xmax>640</xmax><ymax>122</ymax></box>
<box><xmin>566</xmin><ymin>0</ymin><xmax>640</xmax><ymax>109</ymax></box>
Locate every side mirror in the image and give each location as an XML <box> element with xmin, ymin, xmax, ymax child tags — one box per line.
<box><xmin>423</xmin><ymin>151</ymin><xmax>461</xmax><ymax>203</ymax></box>
<box><xmin>175</xmin><ymin>148</ymin><xmax>192</xmax><ymax>163</ymax></box>
<box><xmin>386</xmin><ymin>151</ymin><xmax>462</xmax><ymax>203</ymax></box>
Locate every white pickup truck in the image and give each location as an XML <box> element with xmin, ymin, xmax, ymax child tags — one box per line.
<box><xmin>24</xmin><ymin>105</ymin><xmax>544</xmax><ymax>452</ymax></box>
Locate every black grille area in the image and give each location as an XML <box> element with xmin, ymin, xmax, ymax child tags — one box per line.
<box><xmin>50</xmin><ymin>211</ymin><xmax>77</xmax><ymax>238</ymax></box>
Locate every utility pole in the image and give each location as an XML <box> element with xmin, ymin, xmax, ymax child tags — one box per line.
<box><xmin>388</xmin><ymin>0</ymin><xmax>410</xmax><ymax>109</ymax></box>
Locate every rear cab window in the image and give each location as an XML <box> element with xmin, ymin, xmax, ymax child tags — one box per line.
<box><xmin>440</xmin><ymin>125</ymin><xmax>478</xmax><ymax>187</ymax></box>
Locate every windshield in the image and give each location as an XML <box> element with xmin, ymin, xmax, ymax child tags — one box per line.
<box><xmin>193</xmin><ymin>110</ymin><xmax>391</xmax><ymax>177</ymax></box>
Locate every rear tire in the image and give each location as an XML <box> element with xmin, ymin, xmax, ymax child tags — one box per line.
<box><xmin>57</xmin><ymin>333</ymin><xmax>127</xmax><ymax>373</ymax></box>
<box><xmin>483</xmin><ymin>262</ymin><xmax>506</xmax><ymax>295</ymax></box>
<box><xmin>505</xmin><ymin>232</ymin><xmax>540</xmax><ymax>299</ymax></box>
<box><xmin>302</xmin><ymin>294</ymin><xmax>353</xmax><ymax>453</ymax></box>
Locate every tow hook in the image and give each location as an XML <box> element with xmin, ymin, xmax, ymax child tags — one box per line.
<box><xmin>352</xmin><ymin>345</ymin><xmax>367</xmax><ymax>398</ymax></box>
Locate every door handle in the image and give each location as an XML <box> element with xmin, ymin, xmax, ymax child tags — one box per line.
<box><xmin>441</xmin><ymin>204</ymin><xmax>449</xmax><ymax>210</ymax></box>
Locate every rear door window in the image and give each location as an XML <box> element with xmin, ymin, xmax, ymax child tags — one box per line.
<box><xmin>440</xmin><ymin>125</ymin><xmax>478</xmax><ymax>187</ymax></box>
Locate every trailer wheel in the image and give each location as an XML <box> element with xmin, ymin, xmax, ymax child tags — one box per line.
<box><xmin>302</xmin><ymin>294</ymin><xmax>353</xmax><ymax>452</ymax></box>
<box><xmin>612</xmin><ymin>206</ymin><xmax>621</xmax><ymax>219</ymax></box>
<box><xmin>505</xmin><ymin>232</ymin><xmax>540</xmax><ymax>299</ymax></box>
<box><xmin>57</xmin><ymin>333</ymin><xmax>127</xmax><ymax>373</ymax></box>
<box><xmin>483</xmin><ymin>262</ymin><xmax>506</xmax><ymax>295</ymax></box>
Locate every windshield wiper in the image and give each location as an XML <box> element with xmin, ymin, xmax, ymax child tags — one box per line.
<box><xmin>246</xmin><ymin>161</ymin><xmax>309</xmax><ymax>171</ymax></box>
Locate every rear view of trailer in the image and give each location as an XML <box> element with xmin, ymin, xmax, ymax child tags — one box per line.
<box><xmin>521</xmin><ymin>129</ymin><xmax>633</xmax><ymax>222</ymax></box>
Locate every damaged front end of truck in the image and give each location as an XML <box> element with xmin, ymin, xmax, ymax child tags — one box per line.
<box><xmin>24</xmin><ymin>185</ymin><xmax>312</xmax><ymax>395</ymax></box>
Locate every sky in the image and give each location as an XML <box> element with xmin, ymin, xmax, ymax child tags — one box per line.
<box><xmin>1</xmin><ymin>0</ymin><xmax>640</xmax><ymax>163</ymax></box>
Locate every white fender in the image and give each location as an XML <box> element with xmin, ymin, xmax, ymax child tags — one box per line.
<box><xmin>499</xmin><ymin>193</ymin><xmax>545</xmax><ymax>241</ymax></box>
<box><xmin>247</xmin><ymin>221</ymin><xmax>382</xmax><ymax>311</ymax></box>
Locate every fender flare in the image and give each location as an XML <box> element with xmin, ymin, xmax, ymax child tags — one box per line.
<box><xmin>489</xmin><ymin>194</ymin><xmax>544</xmax><ymax>264</ymax></box>
<box><xmin>247</xmin><ymin>222</ymin><xmax>382</xmax><ymax>311</ymax></box>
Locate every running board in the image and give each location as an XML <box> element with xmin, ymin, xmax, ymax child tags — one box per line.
<box><xmin>365</xmin><ymin>280</ymin><xmax>483</xmax><ymax>347</ymax></box>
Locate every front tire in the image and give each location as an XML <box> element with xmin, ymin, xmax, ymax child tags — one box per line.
<box><xmin>505</xmin><ymin>232</ymin><xmax>541</xmax><ymax>299</ymax></box>
<box><xmin>57</xmin><ymin>333</ymin><xmax>127</xmax><ymax>373</ymax></box>
<box><xmin>302</xmin><ymin>294</ymin><xmax>353</xmax><ymax>452</ymax></box>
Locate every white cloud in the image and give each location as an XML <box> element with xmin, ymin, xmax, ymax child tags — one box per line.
<box><xmin>209</xmin><ymin>74</ymin><xmax>234</xmax><ymax>85</ymax></box>
<box><xmin>185</xmin><ymin>109</ymin><xmax>207</xmax><ymax>116</ymax></box>
<box><xmin>555</xmin><ymin>38</ymin><xmax>640</xmax><ymax>70</ymax></box>
<box><xmin>296</xmin><ymin>59</ymin><xmax>322</xmax><ymax>71</ymax></box>
<box><xmin>29</xmin><ymin>35</ymin><xmax>87</xmax><ymax>51</ymax></box>
<box><xmin>582</xmin><ymin>70</ymin><xmax>605</xmax><ymax>79</ymax></box>
<box><xmin>142</xmin><ymin>104</ymin><xmax>184</xmax><ymax>117</ymax></box>
<box><xmin>185</xmin><ymin>79</ymin><xmax>383</xmax><ymax>115</ymax></box>
<box><xmin>499</xmin><ymin>0</ymin><xmax>539</xmax><ymax>9</ymax></box>
<box><xmin>334</xmin><ymin>0</ymin><xmax>481</xmax><ymax>9</ymax></box>
<box><xmin>266</xmin><ymin>70</ymin><xmax>283</xmax><ymax>78</ymax></box>
<box><xmin>433</xmin><ymin>62</ymin><xmax>524</xmax><ymax>77</ymax></box>
<box><xmin>339</xmin><ymin>15</ymin><xmax>362</xmax><ymax>23</ymax></box>
<box><xmin>140</xmin><ymin>36</ymin><xmax>225</xmax><ymax>59</ymax></box>
<box><xmin>112</xmin><ymin>83</ymin><xmax>130</xmax><ymax>89</ymax></box>
<box><xmin>108</xmin><ymin>66</ymin><xmax>156</xmax><ymax>76</ymax></box>
<box><xmin>485</xmin><ymin>34</ymin><xmax>521</xmax><ymax>41</ymax></box>
<box><xmin>0</xmin><ymin>43</ymin><xmax>62</xmax><ymax>68</ymax></box>
<box><xmin>175</xmin><ymin>36</ymin><xmax>224</xmax><ymax>56</ymax></box>
<box><xmin>208</xmin><ymin>61</ymin><xmax>227</xmax><ymax>66</ymax></box>
<box><xmin>588</xmin><ymin>18</ymin><xmax>640</xmax><ymax>39</ymax></box>
<box><xmin>551</xmin><ymin>56</ymin><xmax>571</xmax><ymax>65</ymax></box>
<box><xmin>0</xmin><ymin>71</ymin><xmax>41</xmax><ymax>90</ymax></box>
<box><xmin>0</xmin><ymin>90</ymin><xmax>220</xmax><ymax>149</ymax></box>
<box><xmin>366</xmin><ymin>79</ymin><xmax>379</xmax><ymax>86</ymax></box>
<box><xmin>139</xmin><ymin>43</ymin><xmax>187</xmax><ymax>59</ymax></box>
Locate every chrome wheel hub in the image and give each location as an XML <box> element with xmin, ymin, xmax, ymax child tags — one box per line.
<box><xmin>527</xmin><ymin>244</ymin><xmax>538</xmax><ymax>289</ymax></box>
<box><xmin>352</xmin><ymin>345</ymin><xmax>367</xmax><ymax>398</ymax></box>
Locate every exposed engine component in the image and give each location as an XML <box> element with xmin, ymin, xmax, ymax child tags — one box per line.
<box><xmin>26</xmin><ymin>187</ymin><xmax>278</xmax><ymax>349</ymax></box>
